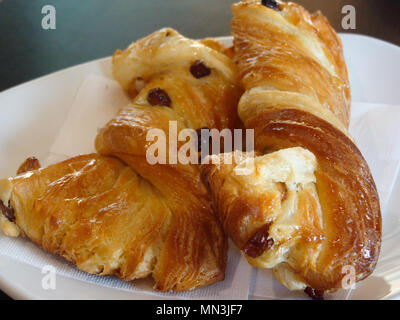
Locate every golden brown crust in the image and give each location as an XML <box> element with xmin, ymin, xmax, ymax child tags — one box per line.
<box><xmin>200</xmin><ymin>0</ymin><xmax>381</xmax><ymax>292</ymax></box>
<box><xmin>246</xmin><ymin>109</ymin><xmax>381</xmax><ymax>289</ymax></box>
<box><xmin>96</xmin><ymin>29</ymin><xmax>242</xmax><ymax>290</ymax></box>
<box><xmin>0</xmin><ymin>28</ymin><xmax>240</xmax><ymax>292</ymax></box>
<box><xmin>202</xmin><ymin>148</ymin><xmax>326</xmax><ymax>287</ymax></box>
<box><xmin>16</xmin><ymin>157</ymin><xmax>41</xmax><ymax>175</ymax></box>
<box><xmin>232</xmin><ymin>0</ymin><xmax>351</xmax><ymax>127</ymax></box>
<box><xmin>2</xmin><ymin>155</ymin><xmax>172</xmax><ymax>281</ymax></box>
<box><xmin>94</xmin><ymin>29</ymin><xmax>241</xmax><ymax>290</ymax></box>
<box><xmin>3</xmin><ymin>153</ymin><xmax>227</xmax><ymax>291</ymax></box>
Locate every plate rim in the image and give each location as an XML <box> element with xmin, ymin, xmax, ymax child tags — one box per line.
<box><xmin>0</xmin><ymin>33</ymin><xmax>399</xmax><ymax>300</ymax></box>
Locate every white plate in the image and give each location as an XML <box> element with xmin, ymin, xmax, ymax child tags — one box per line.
<box><xmin>0</xmin><ymin>34</ymin><xmax>399</xmax><ymax>300</ymax></box>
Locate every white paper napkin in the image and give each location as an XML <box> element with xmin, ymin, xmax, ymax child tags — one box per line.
<box><xmin>44</xmin><ymin>74</ymin><xmax>131</xmax><ymax>165</ymax></box>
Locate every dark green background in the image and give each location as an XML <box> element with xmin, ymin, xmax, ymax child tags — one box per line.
<box><xmin>0</xmin><ymin>0</ymin><xmax>399</xmax><ymax>300</ymax></box>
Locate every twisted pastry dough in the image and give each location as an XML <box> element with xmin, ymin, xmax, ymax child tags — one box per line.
<box><xmin>96</xmin><ymin>28</ymin><xmax>242</xmax><ymax>290</ymax></box>
<box><xmin>201</xmin><ymin>0</ymin><xmax>381</xmax><ymax>294</ymax></box>
<box><xmin>0</xmin><ymin>155</ymin><xmax>173</xmax><ymax>279</ymax></box>
<box><xmin>0</xmin><ymin>29</ymin><xmax>241</xmax><ymax>291</ymax></box>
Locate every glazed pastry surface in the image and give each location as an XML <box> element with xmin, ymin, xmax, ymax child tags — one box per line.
<box><xmin>1</xmin><ymin>155</ymin><xmax>173</xmax><ymax>280</ymax></box>
<box><xmin>202</xmin><ymin>0</ymin><xmax>381</xmax><ymax>292</ymax></box>
<box><xmin>0</xmin><ymin>28</ymin><xmax>242</xmax><ymax>291</ymax></box>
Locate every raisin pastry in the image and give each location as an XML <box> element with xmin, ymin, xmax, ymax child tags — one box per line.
<box><xmin>0</xmin><ymin>28</ymin><xmax>242</xmax><ymax>291</ymax></box>
<box><xmin>0</xmin><ymin>155</ymin><xmax>174</xmax><ymax>280</ymax></box>
<box><xmin>96</xmin><ymin>28</ymin><xmax>241</xmax><ymax>218</ymax></box>
<box><xmin>201</xmin><ymin>0</ymin><xmax>381</xmax><ymax>297</ymax></box>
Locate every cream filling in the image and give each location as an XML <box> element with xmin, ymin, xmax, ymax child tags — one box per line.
<box><xmin>230</xmin><ymin>147</ymin><xmax>323</xmax><ymax>288</ymax></box>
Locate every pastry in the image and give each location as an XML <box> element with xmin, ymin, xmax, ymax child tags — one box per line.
<box><xmin>0</xmin><ymin>28</ymin><xmax>242</xmax><ymax>291</ymax></box>
<box><xmin>201</xmin><ymin>0</ymin><xmax>381</xmax><ymax>297</ymax></box>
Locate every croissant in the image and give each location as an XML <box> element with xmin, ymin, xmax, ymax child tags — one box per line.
<box><xmin>201</xmin><ymin>0</ymin><xmax>381</xmax><ymax>297</ymax></box>
<box><xmin>0</xmin><ymin>28</ymin><xmax>241</xmax><ymax>291</ymax></box>
<box><xmin>0</xmin><ymin>155</ymin><xmax>176</xmax><ymax>279</ymax></box>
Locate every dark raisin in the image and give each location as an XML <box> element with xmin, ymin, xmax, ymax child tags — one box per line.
<box><xmin>0</xmin><ymin>200</ymin><xmax>15</xmax><ymax>222</ymax></box>
<box><xmin>190</xmin><ymin>60</ymin><xmax>211</xmax><ymax>79</ymax></box>
<box><xmin>243</xmin><ymin>223</ymin><xmax>274</xmax><ymax>258</ymax></box>
<box><xmin>304</xmin><ymin>287</ymin><xmax>325</xmax><ymax>300</ymax></box>
<box><xmin>147</xmin><ymin>88</ymin><xmax>171</xmax><ymax>107</ymax></box>
<box><xmin>261</xmin><ymin>0</ymin><xmax>281</xmax><ymax>11</ymax></box>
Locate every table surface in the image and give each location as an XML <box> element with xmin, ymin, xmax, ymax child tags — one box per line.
<box><xmin>0</xmin><ymin>0</ymin><xmax>399</xmax><ymax>300</ymax></box>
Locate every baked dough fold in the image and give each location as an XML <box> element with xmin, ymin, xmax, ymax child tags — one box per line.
<box><xmin>201</xmin><ymin>0</ymin><xmax>381</xmax><ymax>292</ymax></box>
<box><xmin>0</xmin><ymin>28</ymin><xmax>241</xmax><ymax>291</ymax></box>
